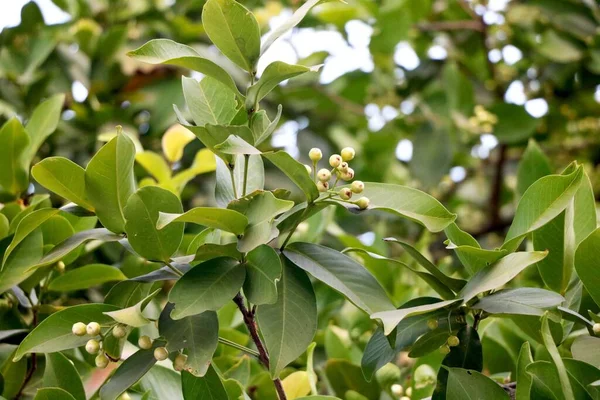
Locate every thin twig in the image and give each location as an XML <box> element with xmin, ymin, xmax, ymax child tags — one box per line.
<box><xmin>164</xmin><ymin>261</ymin><xmax>184</xmax><ymax>277</ymax></box>
<box><xmin>15</xmin><ymin>309</ymin><xmax>38</xmax><ymax>399</ymax></box>
<box><xmin>218</xmin><ymin>337</ymin><xmax>260</xmax><ymax>357</ymax></box>
<box><xmin>242</xmin><ymin>155</ymin><xmax>249</xmax><ymax>197</ymax></box>
<box><xmin>417</xmin><ymin>20</ymin><xmax>484</xmax><ymax>32</ymax></box>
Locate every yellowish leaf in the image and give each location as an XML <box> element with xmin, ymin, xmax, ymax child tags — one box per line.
<box><xmin>282</xmin><ymin>371</ymin><xmax>311</xmax><ymax>400</ymax></box>
<box><xmin>162</xmin><ymin>124</ymin><xmax>196</xmax><ymax>162</ymax></box>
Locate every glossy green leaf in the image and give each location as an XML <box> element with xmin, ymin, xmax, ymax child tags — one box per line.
<box><xmin>459</xmin><ymin>251</ymin><xmax>548</xmax><ymax>303</ymax></box>
<box><xmin>169</xmin><ymin>257</ymin><xmax>245</xmax><ymax>319</ymax></box>
<box><xmin>262</xmin><ymin>151</ymin><xmax>319</xmax><ymax>203</ymax></box>
<box><xmin>0</xmin><ymin>118</ymin><xmax>30</xmax><ymax>196</ymax></box>
<box><xmin>32</xmin><ymin>157</ymin><xmax>93</xmax><ymax>210</ymax></box>
<box><xmin>444</xmin><ymin>223</ymin><xmax>507</xmax><ymax>275</ymax></box>
<box><xmin>99</xmin><ymin>349</ymin><xmax>157</xmax><ymax>400</ymax></box>
<box><xmin>471</xmin><ymin>288</ymin><xmax>564</xmax><ymax>316</ymax></box>
<box><xmin>516</xmin><ymin>342</ymin><xmax>533</xmax><ymax>400</ymax></box>
<box><xmin>575</xmin><ymin>228</ymin><xmax>600</xmax><ymax>307</ymax></box>
<box><xmin>34</xmin><ymin>388</ymin><xmax>76</xmax><ymax>400</ymax></box>
<box><xmin>517</xmin><ymin>139</ymin><xmax>552</xmax><ymax>196</ymax></box>
<box><xmin>182</xmin><ymin>76</ymin><xmax>237</xmax><ymax>126</ymax></box>
<box><xmin>0</xmin><ymin>228</ymin><xmax>43</xmax><ymax>294</ymax></box>
<box><xmin>48</xmin><ymin>264</ymin><xmax>126</xmax><ymax>291</ymax></box>
<box><xmin>284</xmin><ymin>242</ymin><xmax>395</xmax><ymax>315</ymax></box>
<box><xmin>181</xmin><ymin>367</ymin><xmax>228</xmax><ymax>400</ymax></box>
<box><xmin>23</xmin><ymin>93</ymin><xmax>65</xmax><ymax>163</ymax></box>
<box><xmin>127</xmin><ymin>39</ymin><xmax>243</xmax><ymax>98</ymax></box>
<box><xmin>446</xmin><ymin>368</ymin><xmax>509</xmax><ymax>400</ymax></box>
<box><xmin>257</xmin><ymin>257</ymin><xmax>317</xmax><ymax>377</ymax></box>
<box><xmin>215</xmin><ymin>135</ymin><xmax>261</xmax><ymax>155</ymax></box>
<box><xmin>157</xmin><ymin>207</ymin><xmax>248</xmax><ymax>235</ymax></box>
<box><xmin>135</xmin><ymin>151</ymin><xmax>171</xmax><ymax>183</ymax></box>
<box><xmin>85</xmin><ymin>133</ymin><xmax>136</xmax><ymax>233</ymax></box>
<box><xmin>43</xmin><ymin>352</ymin><xmax>85</xmax><ymax>400</ymax></box>
<box><xmin>502</xmin><ymin>167</ymin><xmax>583</xmax><ymax>252</ymax></box>
<box><xmin>202</xmin><ymin>0</ymin><xmax>260</xmax><ymax>71</ymax></box>
<box><xmin>542</xmin><ymin>313</ymin><xmax>575</xmax><ymax>400</ymax></box>
<box><xmin>124</xmin><ymin>186</ymin><xmax>184</xmax><ymax>262</ymax></box>
<box><xmin>244</xmin><ymin>244</ymin><xmax>282</xmax><ymax>305</ymax></box>
<box><xmin>104</xmin><ymin>288</ymin><xmax>160</xmax><ymax>327</ymax></box>
<box><xmin>14</xmin><ymin>303</ymin><xmax>119</xmax><ymax>360</ymax></box>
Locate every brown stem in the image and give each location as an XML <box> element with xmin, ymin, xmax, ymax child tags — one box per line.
<box><xmin>489</xmin><ymin>144</ymin><xmax>507</xmax><ymax>227</ymax></box>
<box><xmin>233</xmin><ymin>293</ymin><xmax>288</xmax><ymax>400</ymax></box>
<box><xmin>15</xmin><ymin>309</ymin><xmax>38</xmax><ymax>399</ymax></box>
<box><xmin>417</xmin><ymin>20</ymin><xmax>484</xmax><ymax>32</ymax></box>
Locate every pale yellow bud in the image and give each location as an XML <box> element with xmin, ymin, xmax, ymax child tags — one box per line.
<box><xmin>341</xmin><ymin>147</ymin><xmax>355</xmax><ymax>161</ymax></box>
<box><xmin>309</xmin><ymin>148</ymin><xmax>322</xmax><ymax>161</ymax></box>
<box><xmin>329</xmin><ymin>154</ymin><xmax>342</xmax><ymax>168</ymax></box>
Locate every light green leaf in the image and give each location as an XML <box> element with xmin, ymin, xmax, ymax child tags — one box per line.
<box><xmin>182</xmin><ymin>76</ymin><xmax>237</xmax><ymax>126</ymax></box>
<box><xmin>0</xmin><ymin>214</ymin><xmax>8</xmax><ymax>240</ymax></box>
<box><xmin>517</xmin><ymin>139</ymin><xmax>552</xmax><ymax>196</ymax></box>
<box><xmin>169</xmin><ymin>257</ymin><xmax>245</xmax><ymax>319</ymax></box>
<box><xmin>538</xmin><ymin>30</ymin><xmax>583</xmax><ymax>63</ymax></box>
<box><xmin>502</xmin><ymin>166</ymin><xmax>584</xmax><ymax>252</ymax></box>
<box><xmin>262</xmin><ymin>151</ymin><xmax>319</xmax><ymax>203</ymax></box>
<box><xmin>124</xmin><ymin>186</ymin><xmax>184</xmax><ymax>262</ymax></box>
<box><xmin>48</xmin><ymin>264</ymin><xmax>126</xmax><ymax>292</ymax></box>
<box><xmin>139</xmin><ymin>365</ymin><xmax>183</xmax><ymax>400</ymax></box>
<box><xmin>99</xmin><ymin>349</ymin><xmax>157</xmax><ymax>400</ymax></box>
<box><xmin>127</xmin><ymin>39</ymin><xmax>243</xmax><ymax>98</ymax></box>
<box><xmin>332</xmin><ymin>182</ymin><xmax>457</xmax><ymax>232</ymax></box>
<box><xmin>34</xmin><ymin>388</ymin><xmax>76</xmax><ymax>400</ymax></box>
<box><xmin>541</xmin><ymin>313</ymin><xmax>575</xmax><ymax>400</ymax></box>
<box><xmin>202</xmin><ymin>0</ymin><xmax>261</xmax><ymax>71</ymax></box>
<box><xmin>516</xmin><ymin>342</ymin><xmax>533</xmax><ymax>400</ymax></box>
<box><xmin>444</xmin><ymin>223</ymin><xmax>507</xmax><ymax>275</ymax></box>
<box><xmin>14</xmin><ymin>303</ymin><xmax>119</xmax><ymax>360</ymax></box>
<box><xmin>247</xmin><ymin>62</ymin><xmax>319</xmax><ymax>109</ymax></box>
<box><xmin>24</xmin><ymin>93</ymin><xmax>65</xmax><ymax>163</ymax></box>
<box><xmin>43</xmin><ymin>352</ymin><xmax>85</xmax><ymax>400</ymax></box>
<box><xmin>104</xmin><ymin>288</ymin><xmax>160</xmax><ymax>327</ymax></box>
<box><xmin>244</xmin><ymin>244</ymin><xmax>282</xmax><ymax>305</ymax></box>
<box><xmin>253</xmin><ymin>105</ymin><xmax>282</xmax><ymax>145</ymax></box>
<box><xmin>491</xmin><ymin>103</ymin><xmax>539</xmax><ymax>145</ymax></box>
<box><xmin>85</xmin><ymin>133</ymin><xmax>136</xmax><ymax>233</ymax></box>
<box><xmin>2</xmin><ymin>208</ymin><xmax>58</xmax><ymax>267</ymax></box>
<box><xmin>32</xmin><ymin>157</ymin><xmax>94</xmax><ymax>210</ymax></box>
<box><xmin>0</xmin><ymin>118</ymin><xmax>30</xmax><ymax>196</ymax></box>
<box><xmin>575</xmin><ymin>227</ymin><xmax>600</xmax><ymax>307</ymax></box>
<box><xmin>571</xmin><ymin>336</ymin><xmax>600</xmax><ymax>367</ymax></box>
<box><xmin>459</xmin><ymin>251</ymin><xmax>548</xmax><ymax>303</ymax></box>
<box><xmin>215</xmin><ymin>135</ymin><xmax>261</xmax><ymax>155</ymax></box>
<box><xmin>471</xmin><ymin>288</ymin><xmax>564</xmax><ymax>316</ymax></box>
<box><xmin>0</xmin><ymin>227</ymin><xmax>43</xmax><ymax>294</ymax></box>
<box><xmin>257</xmin><ymin>257</ymin><xmax>317</xmax><ymax>377</ymax></box>
<box><xmin>185</xmin><ymin>124</ymin><xmax>254</xmax><ymax>163</ymax></box>
<box><xmin>284</xmin><ymin>242</ymin><xmax>395</xmax><ymax>314</ymax></box>
<box><xmin>157</xmin><ymin>207</ymin><xmax>248</xmax><ymax>235</ymax></box>
<box><xmin>181</xmin><ymin>367</ymin><xmax>228</xmax><ymax>400</ymax></box>
<box><xmin>135</xmin><ymin>151</ymin><xmax>171</xmax><ymax>183</ymax></box>
<box><xmin>446</xmin><ymin>368</ymin><xmax>509</xmax><ymax>400</ymax></box>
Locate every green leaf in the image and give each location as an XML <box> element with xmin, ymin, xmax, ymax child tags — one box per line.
<box><xmin>0</xmin><ymin>214</ymin><xmax>8</xmax><ymax>240</ymax></box>
<box><xmin>472</xmin><ymin>288</ymin><xmax>564</xmax><ymax>316</ymax></box>
<box><xmin>562</xmin><ymin>358</ymin><xmax>600</xmax><ymax>399</ymax></box>
<box><xmin>446</xmin><ymin>368</ymin><xmax>509</xmax><ymax>400</ymax></box>
<box><xmin>571</xmin><ymin>336</ymin><xmax>600</xmax><ymax>368</ymax></box>
<box><xmin>408</xmin><ymin>325</ymin><xmax>457</xmax><ymax>358</ymax></box>
<box><xmin>124</xmin><ymin>186</ymin><xmax>184</xmax><ymax>262</ymax></box>
<box><xmin>444</xmin><ymin>223</ymin><xmax>507</xmax><ymax>275</ymax></box>
<box><xmin>104</xmin><ymin>288</ymin><xmax>160</xmax><ymax>327</ymax></box>
<box><xmin>139</xmin><ymin>365</ymin><xmax>183</xmax><ymax>399</ymax></box>
<box><xmin>410</xmin><ymin>123</ymin><xmax>453</xmax><ymax>188</ymax></box>
<box><xmin>159</xmin><ymin>304</ymin><xmax>219</xmax><ymax>377</ymax></box>
<box><xmin>43</xmin><ymin>352</ymin><xmax>85</xmax><ymax>400</ymax></box>
<box><xmin>516</xmin><ymin>342</ymin><xmax>533</xmax><ymax>400</ymax></box>
<box><xmin>284</xmin><ymin>242</ymin><xmax>395</xmax><ymax>315</ymax></box>
<box><xmin>459</xmin><ymin>251</ymin><xmax>548</xmax><ymax>303</ymax></box>
<box><xmin>575</xmin><ymin>228</ymin><xmax>600</xmax><ymax>307</ymax></box>
<box><xmin>85</xmin><ymin>133</ymin><xmax>136</xmax><ymax>233</ymax></box>
<box><xmin>202</xmin><ymin>0</ymin><xmax>260</xmax><ymax>71</ymax></box>
<box><xmin>526</xmin><ymin>362</ymin><xmax>567</xmax><ymax>400</ymax></box>
<box><xmin>23</xmin><ymin>93</ymin><xmax>65</xmax><ymax>163</ymax></box>
<box><xmin>517</xmin><ymin>139</ymin><xmax>552</xmax><ymax>196</ymax></box>
<box><xmin>0</xmin><ymin>118</ymin><xmax>30</xmax><ymax>196</ymax></box>
<box><xmin>252</xmin><ymin>105</ymin><xmax>282</xmax><ymax>145</ymax></box>
<box><xmin>182</xmin><ymin>76</ymin><xmax>238</xmax><ymax>126</ymax></box>
<box><xmin>156</xmin><ymin>207</ymin><xmax>248</xmax><ymax>235</ymax></box>
<box><xmin>32</xmin><ymin>157</ymin><xmax>94</xmax><ymax>210</ymax></box>
<box><xmin>541</xmin><ymin>313</ymin><xmax>575</xmax><ymax>400</ymax></box>
<box><xmin>2</xmin><ymin>208</ymin><xmax>58</xmax><ymax>267</ymax></box>
<box><xmin>181</xmin><ymin>367</ymin><xmax>228</xmax><ymax>400</ymax></box>
<box><xmin>127</xmin><ymin>39</ymin><xmax>243</xmax><ymax>98</ymax></box>
<box><xmin>194</xmin><ymin>243</ymin><xmax>242</xmax><ymax>263</ymax></box>
<box><xmin>491</xmin><ymin>103</ymin><xmax>539</xmax><ymax>144</ymax></box>
<box><xmin>135</xmin><ymin>151</ymin><xmax>171</xmax><ymax>183</ymax></box>
<box><xmin>244</xmin><ymin>244</ymin><xmax>282</xmax><ymax>305</ymax></box>
<box><xmin>324</xmin><ymin>359</ymin><xmax>380</xmax><ymax>399</ymax></box>
<box><xmin>257</xmin><ymin>257</ymin><xmax>317</xmax><ymax>378</ymax></box>
<box><xmin>332</xmin><ymin>183</ymin><xmax>457</xmax><ymax>232</ymax></box>
<box><xmin>186</xmin><ymin>124</ymin><xmax>255</xmax><ymax>163</ymax></box>
<box><xmin>246</xmin><ymin>62</ymin><xmax>318</xmax><ymax>109</ymax></box>
<box><xmin>34</xmin><ymin>388</ymin><xmax>76</xmax><ymax>400</ymax></box>
<box><xmin>169</xmin><ymin>257</ymin><xmax>245</xmax><ymax>319</ymax></box>
<box><xmin>502</xmin><ymin>167</ymin><xmax>584</xmax><ymax>252</ymax></box>
<box><xmin>262</xmin><ymin>151</ymin><xmax>319</xmax><ymax>203</ymax></box>
<box><xmin>48</xmin><ymin>264</ymin><xmax>126</xmax><ymax>292</ymax></box>
<box><xmin>538</xmin><ymin>30</ymin><xmax>583</xmax><ymax>63</ymax></box>
<box><xmin>14</xmin><ymin>303</ymin><xmax>119</xmax><ymax>360</ymax></box>
<box><xmin>99</xmin><ymin>349</ymin><xmax>157</xmax><ymax>400</ymax></box>
<box><xmin>215</xmin><ymin>135</ymin><xmax>261</xmax><ymax>155</ymax></box>
<box><xmin>0</xmin><ymin>228</ymin><xmax>43</xmax><ymax>294</ymax></box>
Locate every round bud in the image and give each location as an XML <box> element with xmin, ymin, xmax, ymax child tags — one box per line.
<box><xmin>439</xmin><ymin>344</ymin><xmax>451</xmax><ymax>355</ymax></box>
<box><xmin>341</xmin><ymin>147</ymin><xmax>355</xmax><ymax>161</ymax></box>
<box><xmin>338</xmin><ymin>162</ymin><xmax>349</xmax><ymax>172</ymax></box>
<box><xmin>86</xmin><ymin>322</ymin><xmax>101</xmax><ymax>336</ymax></box>
<box><xmin>118</xmin><ymin>393</ymin><xmax>132</xmax><ymax>400</ymax></box>
<box><xmin>95</xmin><ymin>353</ymin><xmax>109</xmax><ymax>369</ymax></box>
<box><xmin>304</xmin><ymin>164</ymin><xmax>312</xmax><ymax>175</ymax></box>
<box><xmin>72</xmin><ymin>322</ymin><xmax>87</xmax><ymax>336</ymax></box>
<box><xmin>138</xmin><ymin>335</ymin><xmax>153</xmax><ymax>350</ymax></box>
<box><xmin>339</xmin><ymin>188</ymin><xmax>352</xmax><ymax>200</ymax></box>
<box><xmin>341</xmin><ymin>168</ymin><xmax>355</xmax><ymax>181</ymax></box>
<box><xmin>154</xmin><ymin>347</ymin><xmax>169</xmax><ymax>361</ymax></box>
<box><xmin>447</xmin><ymin>335</ymin><xmax>460</xmax><ymax>347</ymax></box>
<box><xmin>173</xmin><ymin>353</ymin><xmax>188</xmax><ymax>371</ymax></box>
<box><xmin>594</xmin><ymin>323</ymin><xmax>600</xmax><ymax>335</ymax></box>
<box><xmin>329</xmin><ymin>154</ymin><xmax>342</xmax><ymax>168</ymax></box>
<box><xmin>85</xmin><ymin>339</ymin><xmax>100</xmax><ymax>354</ymax></box>
<box><xmin>427</xmin><ymin>319</ymin><xmax>438</xmax><ymax>330</ymax></box>
<box><xmin>112</xmin><ymin>324</ymin><xmax>127</xmax><ymax>338</ymax></box>
<box><xmin>317</xmin><ymin>181</ymin><xmax>329</xmax><ymax>193</ymax></box>
<box><xmin>351</xmin><ymin>180</ymin><xmax>364</xmax><ymax>194</ymax></box>
<box><xmin>405</xmin><ymin>387</ymin><xmax>412</xmax><ymax>397</ymax></box>
<box><xmin>56</xmin><ymin>261</ymin><xmax>66</xmax><ymax>272</ymax></box>
<box><xmin>399</xmin><ymin>397</ymin><xmax>411</xmax><ymax>400</ymax></box>
<box><xmin>317</xmin><ymin>169</ymin><xmax>331</xmax><ymax>182</ymax></box>
<box><xmin>308</xmin><ymin>148</ymin><xmax>322</xmax><ymax>162</ymax></box>
<box><xmin>356</xmin><ymin>197</ymin><xmax>370</xmax><ymax>210</ymax></box>
<box><xmin>391</xmin><ymin>384</ymin><xmax>403</xmax><ymax>396</ymax></box>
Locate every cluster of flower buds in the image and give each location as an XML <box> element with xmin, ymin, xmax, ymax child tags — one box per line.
<box><xmin>306</xmin><ymin>147</ymin><xmax>370</xmax><ymax>210</ymax></box>
<box><xmin>72</xmin><ymin>321</ymin><xmax>115</xmax><ymax>368</ymax></box>
<box><xmin>391</xmin><ymin>384</ymin><xmax>413</xmax><ymax>400</ymax></box>
<box><xmin>426</xmin><ymin>318</ymin><xmax>460</xmax><ymax>355</ymax></box>
<box><xmin>138</xmin><ymin>335</ymin><xmax>187</xmax><ymax>369</ymax></box>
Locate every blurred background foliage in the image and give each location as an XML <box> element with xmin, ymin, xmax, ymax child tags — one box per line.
<box><xmin>1</xmin><ymin>0</ymin><xmax>600</xmax><ymax>398</ymax></box>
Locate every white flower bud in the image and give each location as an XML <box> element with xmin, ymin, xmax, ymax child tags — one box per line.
<box><xmin>351</xmin><ymin>180</ymin><xmax>364</xmax><ymax>193</ymax></box>
<box><xmin>309</xmin><ymin>148</ymin><xmax>322</xmax><ymax>161</ymax></box>
<box><xmin>339</xmin><ymin>188</ymin><xmax>352</xmax><ymax>200</ymax></box>
<box><xmin>329</xmin><ymin>154</ymin><xmax>342</xmax><ymax>168</ymax></box>
<box><xmin>95</xmin><ymin>353</ymin><xmax>109</xmax><ymax>368</ymax></box>
<box><xmin>72</xmin><ymin>322</ymin><xmax>87</xmax><ymax>336</ymax></box>
<box><xmin>341</xmin><ymin>147</ymin><xmax>355</xmax><ymax>161</ymax></box>
<box><xmin>317</xmin><ymin>168</ymin><xmax>331</xmax><ymax>182</ymax></box>
<box><xmin>317</xmin><ymin>181</ymin><xmax>329</xmax><ymax>193</ymax></box>
<box><xmin>138</xmin><ymin>335</ymin><xmax>153</xmax><ymax>350</ymax></box>
<box><xmin>86</xmin><ymin>322</ymin><xmax>101</xmax><ymax>336</ymax></box>
<box><xmin>154</xmin><ymin>347</ymin><xmax>169</xmax><ymax>361</ymax></box>
<box><xmin>85</xmin><ymin>339</ymin><xmax>100</xmax><ymax>354</ymax></box>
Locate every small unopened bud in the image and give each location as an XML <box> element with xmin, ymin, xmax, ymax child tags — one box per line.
<box><xmin>339</xmin><ymin>188</ymin><xmax>352</xmax><ymax>200</ymax></box>
<box><xmin>72</xmin><ymin>322</ymin><xmax>87</xmax><ymax>336</ymax></box>
<box><xmin>356</xmin><ymin>197</ymin><xmax>370</xmax><ymax>210</ymax></box>
<box><xmin>338</xmin><ymin>162</ymin><xmax>349</xmax><ymax>172</ymax></box>
<box><xmin>118</xmin><ymin>393</ymin><xmax>131</xmax><ymax>400</ymax></box>
<box><xmin>427</xmin><ymin>319</ymin><xmax>438</xmax><ymax>330</ymax></box>
<box><xmin>309</xmin><ymin>148</ymin><xmax>322</xmax><ymax>162</ymax></box>
<box><xmin>351</xmin><ymin>181</ymin><xmax>364</xmax><ymax>193</ymax></box>
<box><xmin>341</xmin><ymin>168</ymin><xmax>354</xmax><ymax>181</ymax></box>
<box><xmin>447</xmin><ymin>335</ymin><xmax>460</xmax><ymax>347</ymax></box>
<box><xmin>317</xmin><ymin>181</ymin><xmax>329</xmax><ymax>193</ymax></box>
<box><xmin>173</xmin><ymin>353</ymin><xmax>188</xmax><ymax>371</ymax></box>
<box><xmin>86</xmin><ymin>339</ymin><xmax>100</xmax><ymax>354</ymax></box>
<box><xmin>138</xmin><ymin>335</ymin><xmax>153</xmax><ymax>350</ymax></box>
<box><xmin>329</xmin><ymin>154</ymin><xmax>342</xmax><ymax>168</ymax></box>
<box><xmin>154</xmin><ymin>347</ymin><xmax>169</xmax><ymax>361</ymax></box>
<box><xmin>317</xmin><ymin>169</ymin><xmax>331</xmax><ymax>182</ymax></box>
<box><xmin>593</xmin><ymin>323</ymin><xmax>600</xmax><ymax>335</ymax></box>
<box><xmin>56</xmin><ymin>261</ymin><xmax>66</xmax><ymax>272</ymax></box>
<box><xmin>112</xmin><ymin>324</ymin><xmax>127</xmax><ymax>338</ymax></box>
<box><xmin>341</xmin><ymin>147</ymin><xmax>355</xmax><ymax>161</ymax></box>
<box><xmin>391</xmin><ymin>384</ymin><xmax>403</xmax><ymax>396</ymax></box>
<box><xmin>95</xmin><ymin>353</ymin><xmax>109</xmax><ymax>368</ymax></box>
<box><xmin>304</xmin><ymin>164</ymin><xmax>312</xmax><ymax>175</ymax></box>
<box><xmin>86</xmin><ymin>322</ymin><xmax>101</xmax><ymax>336</ymax></box>
<box><xmin>405</xmin><ymin>387</ymin><xmax>412</xmax><ymax>397</ymax></box>
<box><xmin>440</xmin><ymin>344</ymin><xmax>451</xmax><ymax>355</ymax></box>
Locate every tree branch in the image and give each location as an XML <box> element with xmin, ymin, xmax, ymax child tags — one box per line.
<box><xmin>233</xmin><ymin>293</ymin><xmax>287</xmax><ymax>400</ymax></box>
<box><xmin>417</xmin><ymin>20</ymin><xmax>484</xmax><ymax>32</ymax></box>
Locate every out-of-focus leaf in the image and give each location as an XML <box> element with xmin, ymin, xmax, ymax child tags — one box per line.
<box><xmin>516</xmin><ymin>139</ymin><xmax>552</xmax><ymax>196</ymax></box>
<box><xmin>0</xmin><ymin>118</ymin><xmax>30</xmax><ymax>196</ymax></box>
<box><xmin>23</xmin><ymin>93</ymin><xmax>65</xmax><ymax>163</ymax></box>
